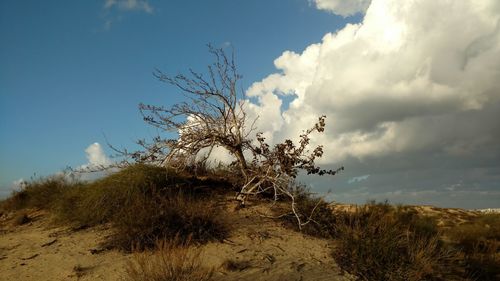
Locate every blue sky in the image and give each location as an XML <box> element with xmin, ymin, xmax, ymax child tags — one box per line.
<box><xmin>0</xmin><ymin>1</ymin><xmax>358</xmax><ymax>193</ymax></box>
<box><xmin>1</xmin><ymin>0</ymin><xmax>499</xmax><ymax>209</ymax></box>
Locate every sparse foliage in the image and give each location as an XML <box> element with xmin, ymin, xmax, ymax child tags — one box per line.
<box><xmin>137</xmin><ymin>45</ymin><xmax>253</xmax><ymax>179</ymax></box>
<box><xmin>239</xmin><ymin>116</ymin><xmax>344</xmax><ymax>228</ymax></box>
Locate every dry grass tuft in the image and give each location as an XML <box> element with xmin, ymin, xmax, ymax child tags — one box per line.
<box><xmin>108</xmin><ymin>189</ymin><xmax>229</xmax><ymax>251</ymax></box>
<box><xmin>1</xmin><ymin>175</ymin><xmax>81</xmax><ymax>211</ymax></box>
<box><xmin>58</xmin><ymin>164</ymin><xmax>231</xmax><ymax>251</ymax></box>
<box><xmin>446</xmin><ymin>213</ymin><xmax>500</xmax><ymax>280</ymax></box>
<box><xmin>125</xmin><ymin>238</ymin><xmax>213</xmax><ymax>281</ymax></box>
<box><xmin>54</xmin><ymin>164</ymin><xmax>172</xmax><ymax>226</ymax></box>
<box><xmin>331</xmin><ymin>202</ymin><xmax>460</xmax><ymax>281</ymax></box>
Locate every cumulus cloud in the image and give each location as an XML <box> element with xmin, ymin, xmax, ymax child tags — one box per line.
<box><xmin>80</xmin><ymin>142</ymin><xmax>112</xmax><ymax>170</ymax></box>
<box><xmin>248</xmin><ymin>0</ymin><xmax>500</xmax><ymax>163</ymax></box>
<box><xmin>69</xmin><ymin>142</ymin><xmax>115</xmax><ymax>182</ymax></box>
<box><xmin>245</xmin><ymin>0</ymin><xmax>500</xmax><ymax>207</ymax></box>
<box><xmin>312</xmin><ymin>0</ymin><xmax>372</xmax><ymax>16</ymax></box>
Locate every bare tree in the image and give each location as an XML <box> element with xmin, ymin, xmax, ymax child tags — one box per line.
<box><xmin>139</xmin><ymin>45</ymin><xmax>254</xmax><ymax>179</ymax></box>
<box><xmin>121</xmin><ymin>45</ymin><xmax>343</xmax><ymax>229</ymax></box>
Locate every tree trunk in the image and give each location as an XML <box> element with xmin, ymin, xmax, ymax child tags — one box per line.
<box><xmin>233</xmin><ymin>147</ymin><xmax>248</xmax><ymax>180</ymax></box>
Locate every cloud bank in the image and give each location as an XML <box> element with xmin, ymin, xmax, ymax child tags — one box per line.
<box><xmin>246</xmin><ymin>0</ymin><xmax>500</xmax><ymax>208</ymax></box>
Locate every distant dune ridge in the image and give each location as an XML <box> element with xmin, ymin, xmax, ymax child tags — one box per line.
<box><xmin>477</xmin><ymin>208</ymin><xmax>500</xmax><ymax>214</ymax></box>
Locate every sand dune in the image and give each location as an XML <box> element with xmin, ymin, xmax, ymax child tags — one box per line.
<box><xmin>0</xmin><ymin>204</ymin><xmax>355</xmax><ymax>281</ymax></box>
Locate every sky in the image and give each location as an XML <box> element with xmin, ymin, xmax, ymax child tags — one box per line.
<box><xmin>1</xmin><ymin>0</ymin><xmax>499</xmax><ymax>209</ymax></box>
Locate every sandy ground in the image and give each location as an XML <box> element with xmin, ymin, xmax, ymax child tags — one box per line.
<box><xmin>1</xmin><ymin>201</ymin><xmax>485</xmax><ymax>281</ymax></box>
<box><xmin>0</xmin><ymin>210</ymin><xmax>131</xmax><ymax>281</ymax></box>
<box><xmin>202</xmin><ymin>203</ymin><xmax>354</xmax><ymax>281</ymax></box>
<box><xmin>402</xmin><ymin>205</ymin><xmax>481</xmax><ymax>228</ymax></box>
<box><xmin>0</xmin><ymin>203</ymin><xmax>354</xmax><ymax>281</ymax></box>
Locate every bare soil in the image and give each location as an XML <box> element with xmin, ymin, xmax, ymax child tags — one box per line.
<box><xmin>0</xmin><ymin>210</ymin><xmax>130</xmax><ymax>281</ymax></box>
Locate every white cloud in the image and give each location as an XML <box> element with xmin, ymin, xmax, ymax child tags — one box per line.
<box><xmin>348</xmin><ymin>174</ymin><xmax>370</xmax><ymax>184</ymax></box>
<box><xmin>247</xmin><ymin>0</ymin><xmax>500</xmax><ymax>165</ymax></box>
<box><xmin>70</xmin><ymin>142</ymin><xmax>115</xmax><ymax>181</ymax></box>
<box><xmin>101</xmin><ymin>0</ymin><xmax>153</xmax><ymax>30</ymax></box>
<box><xmin>81</xmin><ymin>142</ymin><xmax>112</xmax><ymax>169</ymax></box>
<box><xmin>104</xmin><ymin>0</ymin><xmax>153</xmax><ymax>13</ymax></box>
<box><xmin>11</xmin><ymin>178</ymin><xmax>26</xmax><ymax>191</ymax></box>
<box><xmin>312</xmin><ymin>0</ymin><xmax>372</xmax><ymax>16</ymax></box>
<box><xmin>243</xmin><ymin>0</ymin><xmax>500</xmax><ymax>208</ymax></box>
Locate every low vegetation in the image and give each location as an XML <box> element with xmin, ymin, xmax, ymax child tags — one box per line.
<box><xmin>2</xmin><ymin>165</ymin><xmax>499</xmax><ymax>280</ymax></box>
<box><xmin>278</xmin><ymin>185</ymin><xmax>339</xmax><ymax>239</ymax></box>
<box><xmin>1</xmin><ymin>175</ymin><xmax>82</xmax><ymax>211</ymax></box>
<box><xmin>278</xmin><ymin>196</ymin><xmax>500</xmax><ymax>281</ymax></box>
<box><xmin>446</xmin><ymin>213</ymin><xmax>500</xmax><ymax>280</ymax></box>
<box><xmin>108</xmin><ymin>187</ymin><xmax>229</xmax><ymax>251</ymax></box>
<box><xmin>1</xmin><ymin>164</ymin><xmax>230</xmax><ymax>251</ymax></box>
<box><xmin>330</xmin><ymin>202</ymin><xmax>459</xmax><ymax>281</ymax></box>
<box><xmin>125</xmin><ymin>238</ymin><xmax>214</xmax><ymax>281</ymax></box>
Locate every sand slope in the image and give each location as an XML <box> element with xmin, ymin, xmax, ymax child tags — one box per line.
<box><xmin>202</xmin><ymin>204</ymin><xmax>353</xmax><ymax>281</ymax></box>
<box><xmin>1</xmin><ymin>205</ymin><xmax>353</xmax><ymax>281</ymax></box>
<box><xmin>0</xmin><ymin>210</ymin><xmax>130</xmax><ymax>281</ymax></box>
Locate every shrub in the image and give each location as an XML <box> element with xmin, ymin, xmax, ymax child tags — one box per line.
<box><xmin>1</xmin><ymin>175</ymin><xmax>80</xmax><ymax>211</ymax></box>
<box><xmin>108</xmin><ymin>189</ymin><xmax>229</xmax><ymax>251</ymax></box>
<box><xmin>55</xmin><ymin>164</ymin><xmax>171</xmax><ymax>226</ymax></box>
<box><xmin>124</xmin><ymin>238</ymin><xmax>213</xmax><ymax>281</ymax></box>
<box><xmin>447</xmin><ymin>213</ymin><xmax>500</xmax><ymax>280</ymax></box>
<box><xmin>331</xmin><ymin>202</ymin><xmax>459</xmax><ymax>281</ymax></box>
<box><xmin>51</xmin><ymin>184</ymin><xmax>87</xmax><ymax>224</ymax></box>
<box><xmin>53</xmin><ymin>164</ymin><xmax>230</xmax><ymax>250</ymax></box>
